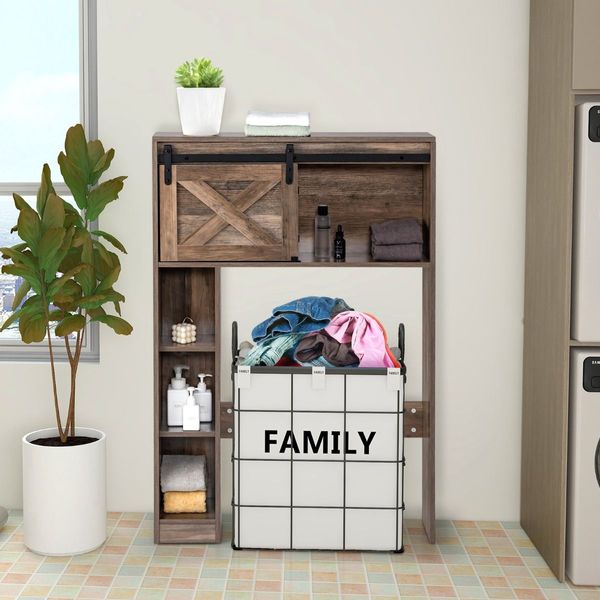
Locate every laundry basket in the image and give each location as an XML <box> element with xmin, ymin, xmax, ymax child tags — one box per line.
<box><xmin>231</xmin><ymin>321</ymin><xmax>406</xmax><ymax>552</ymax></box>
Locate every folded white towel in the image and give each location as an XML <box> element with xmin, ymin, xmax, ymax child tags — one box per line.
<box><xmin>160</xmin><ymin>455</ymin><xmax>206</xmax><ymax>492</ymax></box>
<box><xmin>246</xmin><ymin>111</ymin><xmax>310</xmax><ymax>127</ymax></box>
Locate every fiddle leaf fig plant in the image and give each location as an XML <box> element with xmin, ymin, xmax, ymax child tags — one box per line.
<box><xmin>0</xmin><ymin>124</ymin><xmax>132</xmax><ymax>443</ymax></box>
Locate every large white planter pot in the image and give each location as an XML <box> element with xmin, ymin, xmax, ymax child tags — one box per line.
<box><xmin>22</xmin><ymin>427</ymin><xmax>106</xmax><ymax>555</ymax></box>
<box><xmin>176</xmin><ymin>87</ymin><xmax>226</xmax><ymax>136</ymax></box>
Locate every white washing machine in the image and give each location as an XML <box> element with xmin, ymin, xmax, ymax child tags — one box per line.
<box><xmin>567</xmin><ymin>350</ymin><xmax>600</xmax><ymax>585</ymax></box>
<box><xmin>572</xmin><ymin>103</ymin><xmax>600</xmax><ymax>341</ymax></box>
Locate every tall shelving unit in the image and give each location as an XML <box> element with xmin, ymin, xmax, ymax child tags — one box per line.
<box><xmin>522</xmin><ymin>0</ymin><xmax>600</xmax><ymax>581</ymax></box>
<box><xmin>153</xmin><ymin>132</ymin><xmax>436</xmax><ymax>545</ymax></box>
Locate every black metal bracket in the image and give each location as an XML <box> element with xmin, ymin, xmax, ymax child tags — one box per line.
<box><xmin>157</xmin><ymin>146</ymin><xmax>430</xmax><ymax>186</ymax></box>
<box><xmin>285</xmin><ymin>144</ymin><xmax>294</xmax><ymax>184</ymax></box>
<box><xmin>162</xmin><ymin>144</ymin><xmax>173</xmax><ymax>185</ymax></box>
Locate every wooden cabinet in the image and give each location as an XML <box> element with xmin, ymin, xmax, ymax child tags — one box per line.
<box><xmin>523</xmin><ymin>0</ymin><xmax>600</xmax><ymax>581</ymax></box>
<box><xmin>153</xmin><ymin>132</ymin><xmax>436</xmax><ymax>545</ymax></box>
<box><xmin>159</xmin><ymin>163</ymin><xmax>296</xmax><ymax>261</ymax></box>
<box><xmin>573</xmin><ymin>0</ymin><xmax>600</xmax><ymax>90</ymax></box>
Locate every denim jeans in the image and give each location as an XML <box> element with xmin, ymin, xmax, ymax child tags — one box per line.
<box><xmin>251</xmin><ymin>296</ymin><xmax>352</xmax><ymax>342</ymax></box>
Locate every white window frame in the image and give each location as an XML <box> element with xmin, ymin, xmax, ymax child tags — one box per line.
<box><xmin>0</xmin><ymin>0</ymin><xmax>98</xmax><ymax>362</ymax></box>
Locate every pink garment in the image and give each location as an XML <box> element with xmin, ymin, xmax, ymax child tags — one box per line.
<box><xmin>323</xmin><ymin>311</ymin><xmax>396</xmax><ymax>368</ymax></box>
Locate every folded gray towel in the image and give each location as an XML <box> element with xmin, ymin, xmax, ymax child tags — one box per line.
<box><xmin>160</xmin><ymin>455</ymin><xmax>206</xmax><ymax>492</ymax></box>
<box><xmin>371</xmin><ymin>243</ymin><xmax>423</xmax><ymax>261</ymax></box>
<box><xmin>370</xmin><ymin>219</ymin><xmax>423</xmax><ymax>246</ymax></box>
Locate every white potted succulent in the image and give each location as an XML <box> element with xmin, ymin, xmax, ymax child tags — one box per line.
<box><xmin>0</xmin><ymin>124</ymin><xmax>132</xmax><ymax>555</ymax></box>
<box><xmin>175</xmin><ymin>57</ymin><xmax>225</xmax><ymax>136</ymax></box>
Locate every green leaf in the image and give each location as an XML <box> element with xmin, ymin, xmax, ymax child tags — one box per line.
<box><xmin>53</xmin><ymin>280</ymin><xmax>82</xmax><ymax>312</ymax></box>
<box><xmin>86</xmin><ymin>176</ymin><xmax>127</xmax><ymax>221</ymax></box>
<box><xmin>91</xmin><ymin>229</ymin><xmax>127</xmax><ymax>253</ymax></box>
<box><xmin>19</xmin><ymin>311</ymin><xmax>48</xmax><ymax>343</ymax></box>
<box><xmin>87</xmin><ymin>139</ymin><xmax>105</xmax><ymax>167</ymax></box>
<box><xmin>48</xmin><ymin>309</ymin><xmax>65</xmax><ymax>321</ymax></box>
<box><xmin>0</xmin><ymin>246</ymin><xmax>37</xmax><ymax>271</ymax></box>
<box><xmin>42</xmin><ymin>193</ymin><xmax>65</xmax><ymax>230</ymax></box>
<box><xmin>93</xmin><ymin>314</ymin><xmax>132</xmax><ymax>335</ymax></box>
<box><xmin>55</xmin><ymin>314</ymin><xmax>86</xmax><ymax>337</ymax></box>
<box><xmin>2</xmin><ymin>264</ymin><xmax>42</xmax><ymax>293</ymax></box>
<box><xmin>58</xmin><ymin>152</ymin><xmax>88</xmax><ymax>209</ymax></box>
<box><xmin>64</xmin><ymin>124</ymin><xmax>90</xmax><ymax>180</ymax></box>
<box><xmin>74</xmin><ymin>264</ymin><xmax>95</xmax><ymax>295</ymax></box>
<box><xmin>0</xmin><ymin>308</ymin><xmax>23</xmax><ymax>332</ymax></box>
<box><xmin>36</xmin><ymin>164</ymin><xmax>55</xmax><ymax>215</ymax></box>
<box><xmin>90</xmin><ymin>148</ymin><xmax>114</xmax><ymax>185</ymax></box>
<box><xmin>47</xmin><ymin>265</ymin><xmax>86</xmax><ymax>298</ymax></box>
<box><xmin>79</xmin><ymin>289</ymin><xmax>125</xmax><ymax>309</ymax></box>
<box><xmin>12</xmin><ymin>280</ymin><xmax>31</xmax><ymax>310</ymax></box>
<box><xmin>44</xmin><ymin>226</ymin><xmax>75</xmax><ymax>282</ymax></box>
<box><xmin>14</xmin><ymin>194</ymin><xmax>41</xmax><ymax>251</ymax></box>
<box><xmin>97</xmin><ymin>266</ymin><xmax>121</xmax><ymax>292</ymax></box>
<box><xmin>38</xmin><ymin>228</ymin><xmax>66</xmax><ymax>270</ymax></box>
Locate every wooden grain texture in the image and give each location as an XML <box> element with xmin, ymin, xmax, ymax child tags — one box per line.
<box><xmin>521</xmin><ymin>0</ymin><xmax>574</xmax><ymax>580</ymax></box>
<box><xmin>153</xmin><ymin>140</ymin><xmax>161</xmax><ymax>543</ymax></box>
<box><xmin>159</xmin><ymin>166</ymin><xmax>178</xmax><ymax>261</ymax></box>
<box><xmin>154</xmin><ymin>132</ymin><xmax>436</xmax><ymax>548</ymax></box>
<box><xmin>180</xmin><ymin>180</ymin><xmax>279</xmax><ymax>246</ymax></box>
<box><xmin>572</xmin><ymin>0</ymin><xmax>600</xmax><ymax>90</ymax></box>
<box><xmin>182</xmin><ymin>180</ymin><xmax>279</xmax><ymax>246</ymax></box>
<box><xmin>404</xmin><ymin>401</ymin><xmax>425</xmax><ymax>438</ymax></box>
<box><xmin>220</xmin><ymin>402</ymin><xmax>234</xmax><ymax>439</ymax></box>
<box><xmin>298</xmin><ymin>164</ymin><xmax>424</xmax><ymax>257</ymax></box>
<box><xmin>282</xmin><ymin>164</ymin><xmax>298</xmax><ymax>259</ymax></box>
<box><xmin>422</xmin><ymin>153</ymin><xmax>436</xmax><ymax>544</ymax></box>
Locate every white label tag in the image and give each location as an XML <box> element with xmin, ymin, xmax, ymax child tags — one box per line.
<box><xmin>237</xmin><ymin>366</ymin><xmax>251</xmax><ymax>389</ymax></box>
<box><xmin>387</xmin><ymin>368</ymin><xmax>402</xmax><ymax>391</ymax></box>
<box><xmin>312</xmin><ymin>366</ymin><xmax>326</xmax><ymax>389</ymax></box>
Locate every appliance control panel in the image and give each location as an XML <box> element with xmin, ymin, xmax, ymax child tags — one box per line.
<box><xmin>588</xmin><ymin>105</ymin><xmax>600</xmax><ymax>142</ymax></box>
<box><xmin>583</xmin><ymin>357</ymin><xmax>600</xmax><ymax>391</ymax></box>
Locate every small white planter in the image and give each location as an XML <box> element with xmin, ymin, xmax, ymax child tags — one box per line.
<box><xmin>176</xmin><ymin>87</ymin><xmax>226</xmax><ymax>136</ymax></box>
<box><xmin>22</xmin><ymin>427</ymin><xmax>106</xmax><ymax>555</ymax></box>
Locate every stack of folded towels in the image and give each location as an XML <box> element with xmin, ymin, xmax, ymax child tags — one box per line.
<box><xmin>370</xmin><ymin>218</ymin><xmax>424</xmax><ymax>261</ymax></box>
<box><xmin>245</xmin><ymin>111</ymin><xmax>310</xmax><ymax>137</ymax></box>
<box><xmin>160</xmin><ymin>455</ymin><xmax>207</xmax><ymax>513</ymax></box>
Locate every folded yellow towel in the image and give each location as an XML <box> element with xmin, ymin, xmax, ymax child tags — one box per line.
<box><xmin>163</xmin><ymin>490</ymin><xmax>207</xmax><ymax>514</ymax></box>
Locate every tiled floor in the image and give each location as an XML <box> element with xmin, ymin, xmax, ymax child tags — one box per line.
<box><xmin>0</xmin><ymin>513</ymin><xmax>598</xmax><ymax>600</ymax></box>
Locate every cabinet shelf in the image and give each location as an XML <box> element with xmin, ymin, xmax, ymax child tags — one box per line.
<box><xmin>159</xmin><ymin>422</ymin><xmax>216</xmax><ymax>437</ymax></box>
<box><xmin>159</xmin><ymin>335</ymin><xmax>216</xmax><ymax>352</ymax></box>
<box><xmin>159</xmin><ymin>258</ymin><xmax>431</xmax><ymax>269</ymax></box>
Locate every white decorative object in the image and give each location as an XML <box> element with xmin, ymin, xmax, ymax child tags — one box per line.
<box><xmin>172</xmin><ymin>318</ymin><xmax>197</xmax><ymax>345</ymax></box>
<box><xmin>22</xmin><ymin>427</ymin><xmax>106</xmax><ymax>555</ymax></box>
<box><xmin>176</xmin><ymin>87</ymin><xmax>226</xmax><ymax>136</ymax></box>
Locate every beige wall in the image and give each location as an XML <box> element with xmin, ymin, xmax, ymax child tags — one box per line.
<box><xmin>0</xmin><ymin>0</ymin><xmax>529</xmax><ymax>520</ymax></box>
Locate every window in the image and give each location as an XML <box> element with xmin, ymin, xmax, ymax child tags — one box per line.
<box><xmin>0</xmin><ymin>0</ymin><xmax>98</xmax><ymax>361</ymax></box>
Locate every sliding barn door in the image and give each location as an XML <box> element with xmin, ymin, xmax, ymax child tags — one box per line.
<box><xmin>159</xmin><ymin>164</ymin><xmax>297</xmax><ymax>261</ymax></box>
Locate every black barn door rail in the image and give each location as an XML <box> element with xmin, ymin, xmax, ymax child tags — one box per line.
<box><xmin>158</xmin><ymin>143</ymin><xmax>431</xmax><ymax>185</ymax></box>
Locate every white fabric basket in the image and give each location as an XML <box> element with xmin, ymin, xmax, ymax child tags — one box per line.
<box><xmin>232</xmin><ymin>365</ymin><xmax>405</xmax><ymax>552</ymax></box>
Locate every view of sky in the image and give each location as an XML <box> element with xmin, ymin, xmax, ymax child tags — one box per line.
<box><xmin>0</xmin><ymin>2</ymin><xmax>81</xmax><ymax>341</ymax></box>
<box><xmin>0</xmin><ymin>1</ymin><xmax>80</xmax><ymax>182</ymax></box>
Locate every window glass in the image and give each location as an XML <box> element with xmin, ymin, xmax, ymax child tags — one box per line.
<box><xmin>0</xmin><ymin>1</ymin><xmax>80</xmax><ymax>181</ymax></box>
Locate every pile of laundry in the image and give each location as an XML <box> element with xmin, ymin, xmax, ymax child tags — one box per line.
<box><xmin>238</xmin><ymin>296</ymin><xmax>401</xmax><ymax>368</ymax></box>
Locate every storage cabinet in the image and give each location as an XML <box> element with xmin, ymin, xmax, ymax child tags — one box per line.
<box><xmin>523</xmin><ymin>0</ymin><xmax>600</xmax><ymax>580</ymax></box>
<box><xmin>159</xmin><ymin>163</ymin><xmax>296</xmax><ymax>261</ymax></box>
<box><xmin>153</xmin><ymin>132</ymin><xmax>436</xmax><ymax>546</ymax></box>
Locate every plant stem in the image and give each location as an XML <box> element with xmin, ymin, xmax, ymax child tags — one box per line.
<box><xmin>47</xmin><ymin>324</ymin><xmax>66</xmax><ymax>443</ymax></box>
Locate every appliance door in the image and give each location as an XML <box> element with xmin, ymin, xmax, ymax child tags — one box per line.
<box><xmin>572</xmin><ymin>103</ymin><xmax>600</xmax><ymax>341</ymax></box>
<box><xmin>567</xmin><ymin>350</ymin><xmax>600</xmax><ymax>585</ymax></box>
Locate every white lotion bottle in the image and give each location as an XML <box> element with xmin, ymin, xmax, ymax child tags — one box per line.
<box><xmin>194</xmin><ymin>373</ymin><xmax>213</xmax><ymax>423</ymax></box>
<box><xmin>182</xmin><ymin>387</ymin><xmax>200</xmax><ymax>431</ymax></box>
<box><xmin>167</xmin><ymin>365</ymin><xmax>189</xmax><ymax>426</ymax></box>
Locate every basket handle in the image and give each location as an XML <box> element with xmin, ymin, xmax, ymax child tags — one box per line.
<box><xmin>232</xmin><ymin>321</ymin><xmax>239</xmax><ymax>362</ymax></box>
<box><xmin>398</xmin><ymin>323</ymin><xmax>405</xmax><ymax>362</ymax></box>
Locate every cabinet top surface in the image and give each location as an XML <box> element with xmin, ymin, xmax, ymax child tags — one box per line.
<box><xmin>153</xmin><ymin>132</ymin><xmax>435</xmax><ymax>143</ymax></box>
